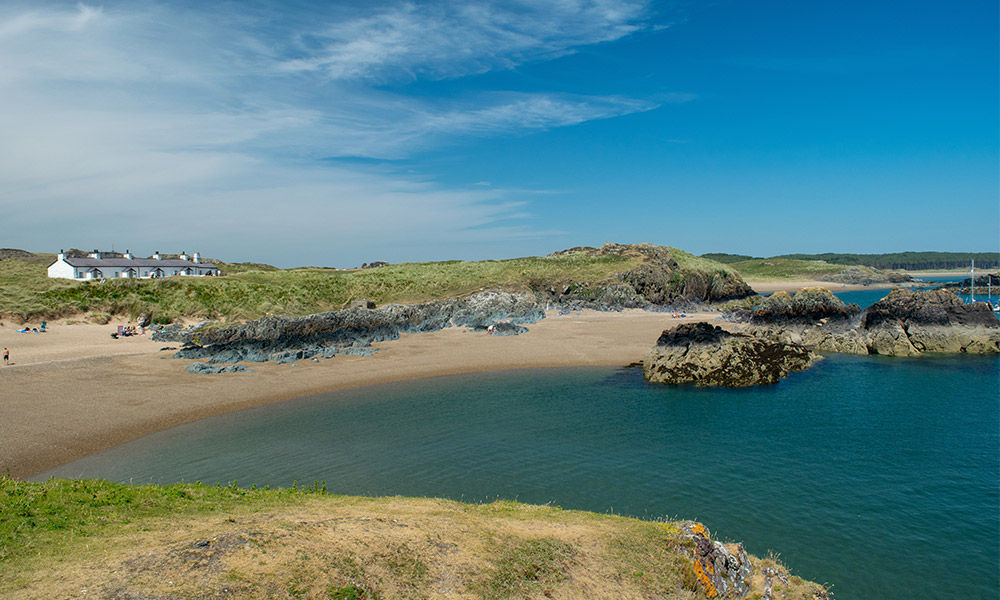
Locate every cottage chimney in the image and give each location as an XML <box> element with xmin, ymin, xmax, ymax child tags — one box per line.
<box><xmin>58</xmin><ymin>249</ymin><xmax>65</xmax><ymax>261</ymax></box>
<box><xmin>123</xmin><ymin>249</ymin><xmax>133</xmax><ymax>260</ymax></box>
<box><xmin>153</xmin><ymin>251</ymin><xmax>161</xmax><ymax>260</ymax></box>
<box><xmin>90</xmin><ymin>249</ymin><xmax>100</xmax><ymax>259</ymax></box>
<box><xmin>193</xmin><ymin>252</ymin><xmax>200</xmax><ymax>263</ymax></box>
<box><xmin>179</xmin><ymin>251</ymin><xmax>189</xmax><ymax>261</ymax></box>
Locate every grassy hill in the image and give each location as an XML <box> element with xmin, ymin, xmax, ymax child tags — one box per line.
<box><xmin>0</xmin><ymin>246</ymin><xmax>741</xmax><ymax>323</ymax></box>
<box><xmin>0</xmin><ymin>477</ymin><xmax>826</xmax><ymax>600</ymax></box>
<box><xmin>726</xmin><ymin>258</ymin><xmax>849</xmax><ymax>280</ymax></box>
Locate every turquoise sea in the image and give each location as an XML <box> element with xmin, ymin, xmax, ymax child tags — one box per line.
<box><xmin>40</xmin><ymin>353</ymin><xmax>1000</xmax><ymax>600</ymax></box>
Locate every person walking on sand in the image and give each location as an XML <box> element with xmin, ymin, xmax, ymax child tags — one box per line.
<box><xmin>3</xmin><ymin>347</ymin><xmax>8</xmax><ymax>365</ymax></box>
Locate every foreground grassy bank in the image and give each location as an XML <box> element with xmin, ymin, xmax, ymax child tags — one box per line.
<box><xmin>0</xmin><ymin>246</ymin><xmax>739</xmax><ymax>323</ymax></box>
<box><xmin>1</xmin><ymin>478</ymin><xmax>826</xmax><ymax>599</ymax></box>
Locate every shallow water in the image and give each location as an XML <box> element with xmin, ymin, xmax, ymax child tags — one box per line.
<box><xmin>40</xmin><ymin>354</ymin><xmax>999</xmax><ymax>600</ymax></box>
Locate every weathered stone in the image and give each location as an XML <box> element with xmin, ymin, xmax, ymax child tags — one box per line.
<box><xmin>643</xmin><ymin>322</ymin><xmax>818</xmax><ymax>387</ymax></box>
<box><xmin>185</xmin><ymin>362</ymin><xmax>253</xmax><ymax>374</ymax></box>
<box><xmin>863</xmin><ymin>288</ymin><xmax>999</xmax><ymax>354</ymax></box>
<box><xmin>679</xmin><ymin>522</ymin><xmax>753</xmax><ymax>599</ymax></box>
<box><xmin>348</xmin><ymin>299</ymin><xmax>376</xmax><ymax>309</ymax></box>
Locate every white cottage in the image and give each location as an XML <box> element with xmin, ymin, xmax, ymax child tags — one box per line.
<box><xmin>47</xmin><ymin>250</ymin><xmax>220</xmax><ymax>280</ymax></box>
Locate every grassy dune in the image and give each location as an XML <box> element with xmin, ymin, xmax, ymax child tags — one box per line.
<box><xmin>0</xmin><ymin>246</ymin><xmax>743</xmax><ymax>324</ymax></box>
<box><xmin>0</xmin><ymin>253</ymin><xmax>640</xmax><ymax>323</ymax></box>
<box><xmin>728</xmin><ymin>258</ymin><xmax>849</xmax><ymax>280</ymax></box>
<box><xmin>1</xmin><ymin>478</ymin><xmax>825</xmax><ymax>600</ymax></box>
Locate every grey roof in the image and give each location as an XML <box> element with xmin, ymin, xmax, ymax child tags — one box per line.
<box><xmin>61</xmin><ymin>257</ymin><xmax>216</xmax><ymax>269</ymax></box>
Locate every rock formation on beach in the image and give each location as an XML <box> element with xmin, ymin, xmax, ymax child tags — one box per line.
<box><xmin>818</xmin><ymin>266</ymin><xmax>912</xmax><ymax>285</ymax></box>
<box><xmin>545</xmin><ymin>242</ymin><xmax>756</xmax><ymax>308</ymax></box>
<box><xmin>643</xmin><ymin>322</ymin><xmax>818</xmax><ymax>387</ymax></box>
<box><xmin>172</xmin><ymin>290</ymin><xmax>546</xmax><ymax>365</ymax></box>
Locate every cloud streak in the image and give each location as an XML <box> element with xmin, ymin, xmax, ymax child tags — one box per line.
<box><xmin>0</xmin><ymin>1</ymin><xmax>659</xmax><ymax>265</ymax></box>
<box><xmin>277</xmin><ymin>0</ymin><xmax>648</xmax><ymax>82</ymax></box>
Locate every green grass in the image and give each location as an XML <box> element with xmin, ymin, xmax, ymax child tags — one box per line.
<box><xmin>0</xmin><ymin>478</ymin><xmax>827</xmax><ymax>599</ymax></box>
<box><xmin>728</xmin><ymin>258</ymin><xmax>852</xmax><ymax>280</ymax></box>
<box><xmin>0</xmin><ymin>477</ymin><xmax>327</xmax><ymax>569</ymax></box>
<box><xmin>0</xmin><ymin>253</ymin><xmax>641</xmax><ymax>323</ymax></box>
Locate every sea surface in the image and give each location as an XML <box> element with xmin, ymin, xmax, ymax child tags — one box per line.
<box><xmin>40</xmin><ymin>354</ymin><xmax>1000</xmax><ymax>600</ymax></box>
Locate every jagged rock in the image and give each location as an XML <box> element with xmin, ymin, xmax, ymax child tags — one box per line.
<box><xmin>745</xmin><ymin>287</ymin><xmax>999</xmax><ymax>355</ymax></box>
<box><xmin>643</xmin><ymin>322</ymin><xmax>818</xmax><ymax>387</ymax></box>
<box><xmin>679</xmin><ymin>522</ymin><xmax>753</xmax><ymax>599</ymax></box>
<box><xmin>548</xmin><ymin>242</ymin><xmax>756</xmax><ymax>307</ymax></box>
<box><xmin>863</xmin><ymin>288</ymin><xmax>1000</xmax><ymax>354</ymax></box>
<box><xmin>751</xmin><ymin>288</ymin><xmax>862</xmax><ymax>325</ymax></box>
<box><xmin>746</xmin><ymin>288</ymin><xmax>868</xmax><ymax>354</ymax></box>
<box><xmin>174</xmin><ymin>290</ymin><xmax>543</xmax><ymax>364</ymax></box>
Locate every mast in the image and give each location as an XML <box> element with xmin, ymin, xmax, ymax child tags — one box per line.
<box><xmin>970</xmin><ymin>259</ymin><xmax>974</xmax><ymax>303</ymax></box>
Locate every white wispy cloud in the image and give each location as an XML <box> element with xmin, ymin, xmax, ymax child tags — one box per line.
<box><xmin>277</xmin><ymin>0</ymin><xmax>648</xmax><ymax>81</ymax></box>
<box><xmin>0</xmin><ymin>1</ymin><xmax>660</xmax><ymax>265</ymax></box>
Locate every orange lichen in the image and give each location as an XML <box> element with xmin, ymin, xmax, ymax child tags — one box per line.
<box><xmin>692</xmin><ymin>560</ymin><xmax>718</xmax><ymax>598</ymax></box>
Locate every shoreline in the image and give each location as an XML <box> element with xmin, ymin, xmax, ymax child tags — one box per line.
<box><xmin>2</xmin><ymin>310</ymin><xmax>717</xmax><ymax>479</ymax></box>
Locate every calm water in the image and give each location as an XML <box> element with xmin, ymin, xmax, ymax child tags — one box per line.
<box><xmin>40</xmin><ymin>354</ymin><xmax>999</xmax><ymax>600</ymax></box>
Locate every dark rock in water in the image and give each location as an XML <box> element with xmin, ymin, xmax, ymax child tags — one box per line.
<box><xmin>747</xmin><ymin>287</ymin><xmax>999</xmax><ymax>356</ymax></box>
<box><xmin>185</xmin><ymin>362</ymin><xmax>253</xmax><ymax>374</ymax></box>
<box><xmin>643</xmin><ymin>322</ymin><xmax>817</xmax><ymax>387</ymax></box>
<box><xmin>751</xmin><ymin>287</ymin><xmax>861</xmax><ymax>325</ymax></box>
<box><xmin>746</xmin><ymin>288</ymin><xmax>869</xmax><ymax>354</ymax></box>
<box><xmin>939</xmin><ymin>272</ymin><xmax>1000</xmax><ymax>294</ymax></box>
<box><xmin>862</xmin><ymin>288</ymin><xmax>1000</xmax><ymax>355</ymax></box>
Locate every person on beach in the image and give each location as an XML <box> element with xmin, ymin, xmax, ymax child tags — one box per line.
<box><xmin>3</xmin><ymin>348</ymin><xmax>8</xmax><ymax>365</ymax></box>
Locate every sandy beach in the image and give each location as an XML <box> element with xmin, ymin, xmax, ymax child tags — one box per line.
<box><xmin>0</xmin><ymin>310</ymin><xmax>718</xmax><ymax>479</ymax></box>
<box><xmin>743</xmin><ymin>279</ymin><xmax>875</xmax><ymax>293</ymax></box>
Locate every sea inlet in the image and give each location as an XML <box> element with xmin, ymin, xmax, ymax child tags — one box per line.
<box><xmin>40</xmin><ymin>353</ymin><xmax>1000</xmax><ymax>600</ymax></box>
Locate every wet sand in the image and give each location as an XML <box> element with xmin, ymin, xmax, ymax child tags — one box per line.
<box><xmin>0</xmin><ymin>310</ymin><xmax>717</xmax><ymax>479</ymax></box>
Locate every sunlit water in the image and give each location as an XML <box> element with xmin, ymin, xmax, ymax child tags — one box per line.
<box><xmin>40</xmin><ymin>354</ymin><xmax>999</xmax><ymax>600</ymax></box>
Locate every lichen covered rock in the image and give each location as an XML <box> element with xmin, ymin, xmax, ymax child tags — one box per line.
<box><xmin>863</xmin><ymin>288</ymin><xmax>1000</xmax><ymax>354</ymax></box>
<box><xmin>643</xmin><ymin>322</ymin><xmax>818</xmax><ymax>387</ymax></box>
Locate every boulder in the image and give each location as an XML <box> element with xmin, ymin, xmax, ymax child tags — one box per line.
<box><xmin>862</xmin><ymin>288</ymin><xmax>1000</xmax><ymax>354</ymax></box>
<box><xmin>643</xmin><ymin>322</ymin><xmax>818</xmax><ymax>387</ymax></box>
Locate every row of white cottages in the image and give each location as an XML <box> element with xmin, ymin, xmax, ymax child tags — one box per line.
<box><xmin>47</xmin><ymin>250</ymin><xmax>220</xmax><ymax>280</ymax></box>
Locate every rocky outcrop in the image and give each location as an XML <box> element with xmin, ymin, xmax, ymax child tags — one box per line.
<box><xmin>941</xmin><ymin>273</ymin><xmax>1000</xmax><ymax>295</ymax></box>
<box><xmin>185</xmin><ymin>362</ymin><xmax>253</xmax><ymax>374</ymax></box>
<box><xmin>819</xmin><ymin>266</ymin><xmax>912</xmax><ymax>285</ymax></box>
<box><xmin>175</xmin><ymin>290</ymin><xmax>545</xmax><ymax>365</ymax></box>
<box><xmin>643</xmin><ymin>322</ymin><xmax>818</xmax><ymax>387</ymax></box>
<box><xmin>546</xmin><ymin>242</ymin><xmax>756</xmax><ymax>309</ymax></box>
<box><xmin>863</xmin><ymin>288</ymin><xmax>1000</xmax><ymax>355</ymax></box>
<box><xmin>746</xmin><ymin>288</ymin><xmax>868</xmax><ymax>354</ymax></box>
<box><xmin>679</xmin><ymin>522</ymin><xmax>753</xmax><ymax>599</ymax></box>
<box><xmin>747</xmin><ymin>287</ymin><xmax>999</xmax><ymax>356</ymax></box>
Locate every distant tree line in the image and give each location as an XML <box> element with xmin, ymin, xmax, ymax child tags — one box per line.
<box><xmin>702</xmin><ymin>251</ymin><xmax>999</xmax><ymax>270</ymax></box>
<box><xmin>773</xmin><ymin>252</ymin><xmax>999</xmax><ymax>270</ymax></box>
<box><xmin>700</xmin><ymin>253</ymin><xmax>758</xmax><ymax>264</ymax></box>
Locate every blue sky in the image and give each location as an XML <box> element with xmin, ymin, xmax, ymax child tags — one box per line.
<box><xmin>2</xmin><ymin>0</ymin><xmax>997</xmax><ymax>267</ymax></box>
